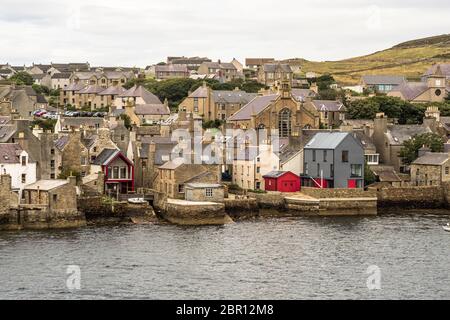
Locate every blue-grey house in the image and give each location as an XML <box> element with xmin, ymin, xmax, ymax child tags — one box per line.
<box><xmin>302</xmin><ymin>132</ymin><xmax>365</xmax><ymax>188</ymax></box>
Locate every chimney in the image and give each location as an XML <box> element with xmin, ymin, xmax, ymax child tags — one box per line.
<box><xmin>418</xmin><ymin>145</ymin><xmax>431</xmax><ymax>158</ymax></box>
<box><xmin>310</xmin><ymin>82</ymin><xmax>319</xmax><ymax>94</ymax></box>
<box><xmin>67</xmin><ymin>175</ymin><xmax>77</xmax><ymax>187</ymax></box>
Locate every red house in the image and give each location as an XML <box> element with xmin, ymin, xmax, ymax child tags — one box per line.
<box><xmin>263</xmin><ymin>171</ymin><xmax>301</xmax><ymax>192</ymax></box>
<box><xmin>92</xmin><ymin>148</ymin><xmax>134</xmax><ymax>194</ymax></box>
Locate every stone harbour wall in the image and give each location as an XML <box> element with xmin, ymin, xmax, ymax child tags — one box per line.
<box><xmin>377</xmin><ymin>185</ymin><xmax>448</xmax><ymax>208</ymax></box>
<box><xmin>300</xmin><ymin>187</ymin><xmax>376</xmax><ymax>199</ymax></box>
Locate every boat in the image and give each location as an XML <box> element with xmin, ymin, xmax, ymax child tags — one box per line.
<box><xmin>128</xmin><ymin>197</ymin><xmax>147</xmax><ymax>204</ymax></box>
<box><xmin>443</xmin><ymin>223</ymin><xmax>450</xmax><ymax>232</ymax></box>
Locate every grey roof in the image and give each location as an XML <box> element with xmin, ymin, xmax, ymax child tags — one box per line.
<box><xmin>370</xmin><ymin>166</ymin><xmax>402</xmax><ymax>182</ymax></box>
<box><xmin>135</xmin><ymin>104</ymin><xmax>170</xmax><ymax>116</ymax></box>
<box><xmin>245</xmin><ymin>58</ymin><xmax>275</xmax><ymax>66</ymax></box>
<box><xmin>0</xmin><ymin>143</ymin><xmax>25</xmax><ymax>164</ymax></box>
<box><xmin>36</xmin><ymin>94</ymin><xmax>47</xmax><ymax>104</ymax></box>
<box><xmin>0</xmin><ymin>125</ymin><xmax>16</xmax><ymax>142</ymax></box>
<box><xmin>228</xmin><ymin>94</ymin><xmax>279</xmax><ymax>121</ymax></box>
<box><xmin>24</xmin><ymin>180</ymin><xmax>68</xmax><ymax>191</ymax></box>
<box><xmin>54</xmin><ymin>135</ymin><xmax>70</xmax><ymax>151</ymax></box>
<box><xmin>159</xmin><ymin>158</ymin><xmax>184</xmax><ymax>170</ymax></box>
<box><xmin>386</xmin><ymin>125</ymin><xmax>431</xmax><ymax>145</ymax></box>
<box><xmin>51</xmin><ymin>72</ymin><xmax>72</xmax><ymax>79</ymax></box>
<box><xmin>32</xmin><ymin>64</ymin><xmax>52</xmax><ymax>72</ymax></box>
<box><xmin>139</xmin><ymin>136</ymin><xmax>176</xmax><ymax>163</ymax></box>
<box><xmin>304</xmin><ymin>132</ymin><xmax>351</xmax><ymax>149</ymax></box>
<box><xmin>311</xmin><ymin>100</ymin><xmax>345</xmax><ymax>112</ymax></box>
<box><xmin>352</xmin><ymin>131</ymin><xmax>376</xmax><ymax>151</ymax></box>
<box><xmin>63</xmin><ymin>83</ymin><xmax>86</xmax><ymax>92</ymax></box>
<box><xmin>362</xmin><ymin>75</ymin><xmax>406</xmax><ymax>85</ymax></box>
<box><xmin>263</xmin><ymin>171</ymin><xmax>297</xmax><ymax>178</ymax></box>
<box><xmin>212</xmin><ymin>90</ymin><xmax>257</xmax><ymax>104</ymax></box>
<box><xmin>291</xmin><ymin>88</ymin><xmax>316</xmax><ymax>102</ymax></box>
<box><xmin>98</xmin><ymin>86</ymin><xmax>125</xmax><ymax>95</ymax></box>
<box><xmin>279</xmin><ymin>144</ymin><xmax>302</xmax><ymax>164</ymax></box>
<box><xmin>59</xmin><ymin>117</ymin><xmax>105</xmax><ymax>128</ymax></box>
<box><xmin>202</xmin><ymin>62</ymin><xmax>237</xmax><ymax>70</ymax></box>
<box><xmin>263</xmin><ymin>63</ymin><xmax>292</xmax><ymax>73</ymax></box>
<box><xmin>77</xmin><ymin>85</ymin><xmax>105</xmax><ymax>94</ymax></box>
<box><xmin>189</xmin><ymin>86</ymin><xmax>208</xmax><ymax>98</ymax></box>
<box><xmin>185</xmin><ymin>183</ymin><xmax>222</xmax><ymax>188</ymax></box>
<box><xmin>119</xmin><ymin>85</ymin><xmax>162</xmax><ymax>104</ymax></box>
<box><xmin>389</xmin><ymin>81</ymin><xmax>428</xmax><ymax>101</ymax></box>
<box><xmin>412</xmin><ymin>152</ymin><xmax>449</xmax><ymax>165</ymax></box>
<box><xmin>93</xmin><ymin>148</ymin><xmax>120</xmax><ymax>165</ymax></box>
<box><xmin>423</xmin><ymin>64</ymin><xmax>450</xmax><ymax>77</ymax></box>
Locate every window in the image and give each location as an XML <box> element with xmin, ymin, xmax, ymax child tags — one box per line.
<box><xmin>278</xmin><ymin>108</ymin><xmax>291</xmax><ymax>138</ymax></box>
<box><xmin>50</xmin><ymin>173</ymin><xmax>55</xmax><ymax>179</ymax></box>
<box><xmin>51</xmin><ymin>149</ymin><xmax>55</xmax><ymax>155</ymax></box>
<box><xmin>205</xmin><ymin>188</ymin><xmax>213</xmax><ymax>197</ymax></box>
<box><xmin>107</xmin><ymin>167</ymin><xmax>112</xmax><ymax>179</ymax></box>
<box><xmin>178</xmin><ymin>184</ymin><xmax>184</xmax><ymax>193</ymax></box>
<box><xmin>330</xmin><ymin>164</ymin><xmax>334</xmax><ymax>177</ymax></box>
<box><xmin>120</xmin><ymin>167</ymin><xmax>127</xmax><ymax>179</ymax></box>
<box><xmin>121</xmin><ymin>135</ymin><xmax>125</xmax><ymax>141</ymax></box>
<box><xmin>305</xmin><ymin>163</ymin><xmax>309</xmax><ymax>175</ymax></box>
<box><xmin>351</xmin><ymin>164</ymin><xmax>362</xmax><ymax>177</ymax></box>
<box><xmin>113</xmin><ymin>166</ymin><xmax>119</xmax><ymax>179</ymax></box>
<box><xmin>446</xmin><ymin>167</ymin><xmax>449</xmax><ymax>175</ymax></box>
<box><xmin>50</xmin><ymin>160</ymin><xmax>55</xmax><ymax>169</ymax></box>
<box><xmin>342</xmin><ymin>150</ymin><xmax>349</xmax><ymax>162</ymax></box>
<box><xmin>21</xmin><ymin>156</ymin><xmax>26</xmax><ymax>166</ymax></box>
<box><xmin>317</xmin><ymin>163</ymin><xmax>320</xmax><ymax>176</ymax></box>
<box><xmin>81</xmin><ymin>156</ymin><xmax>86</xmax><ymax>165</ymax></box>
<box><xmin>53</xmin><ymin>194</ymin><xmax>57</xmax><ymax>202</ymax></box>
<box><xmin>323</xmin><ymin>150</ymin><xmax>327</xmax><ymax>162</ymax></box>
<box><xmin>256</xmin><ymin>182</ymin><xmax>261</xmax><ymax>190</ymax></box>
<box><xmin>256</xmin><ymin>167</ymin><xmax>260</xmax><ymax>173</ymax></box>
<box><xmin>21</xmin><ymin>174</ymin><xmax>26</xmax><ymax>183</ymax></box>
<box><xmin>312</xmin><ymin>150</ymin><xmax>316</xmax><ymax>162</ymax></box>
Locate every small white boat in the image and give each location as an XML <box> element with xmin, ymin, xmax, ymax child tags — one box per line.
<box><xmin>443</xmin><ymin>223</ymin><xmax>450</xmax><ymax>232</ymax></box>
<box><xmin>128</xmin><ymin>197</ymin><xmax>146</xmax><ymax>204</ymax></box>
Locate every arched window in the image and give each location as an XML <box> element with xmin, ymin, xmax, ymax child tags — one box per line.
<box><xmin>278</xmin><ymin>108</ymin><xmax>291</xmax><ymax>137</ymax></box>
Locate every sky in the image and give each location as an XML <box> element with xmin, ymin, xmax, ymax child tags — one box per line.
<box><xmin>1</xmin><ymin>0</ymin><xmax>449</xmax><ymax>67</ymax></box>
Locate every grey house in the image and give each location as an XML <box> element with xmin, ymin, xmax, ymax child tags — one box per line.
<box><xmin>302</xmin><ymin>132</ymin><xmax>365</xmax><ymax>188</ymax></box>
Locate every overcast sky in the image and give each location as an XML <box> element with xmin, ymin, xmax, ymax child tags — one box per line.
<box><xmin>1</xmin><ymin>0</ymin><xmax>449</xmax><ymax>67</ymax></box>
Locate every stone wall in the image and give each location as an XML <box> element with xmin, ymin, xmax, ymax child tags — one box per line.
<box><xmin>163</xmin><ymin>200</ymin><xmax>232</xmax><ymax>225</ymax></box>
<box><xmin>224</xmin><ymin>198</ymin><xmax>259</xmax><ymax>218</ymax></box>
<box><xmin>300</xmin><ymin>187</ymin><xmax>376</xmax><ymax>199</ymax></box>
<box><xmin>249</xmin><ymin>191</ymin><xmax>286</xmax><ymax>209</ymax></box>
<box><xmin>377</xmin><ymin>185</ymin><xmax>448</xmax><ymax>208</ymax></box>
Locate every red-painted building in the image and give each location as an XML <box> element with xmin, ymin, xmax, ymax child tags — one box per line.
<box><xmin>263</xmin><ymin>171</ymin><xmax>301</xmax><ymax>192</ymax></box>
<box><xmin>92</xmin><ymin>148</ymin><xmax>134</xmax><ymax>194</ymax></box>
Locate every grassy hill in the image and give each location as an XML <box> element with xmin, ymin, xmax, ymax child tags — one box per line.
<box><xmin>286</xmin><ymin>34</ymin><xmax>450</xmax><ymax>85</ymax></box>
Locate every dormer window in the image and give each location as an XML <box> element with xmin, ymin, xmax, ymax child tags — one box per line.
<box><xmin>21</xmin><ymin>156</ymin><xmax>27</xmax><ymax>166</ymax></box>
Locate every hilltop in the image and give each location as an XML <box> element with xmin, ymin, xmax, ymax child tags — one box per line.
<box><xmin>287</xmin><ymin>34</ymin><xmax>450</xmax><ymax>85</ymax></box>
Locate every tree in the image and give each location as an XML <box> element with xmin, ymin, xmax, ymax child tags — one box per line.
<box><xmin>10</xmin><ymin>71</ymin><xmax>34</xmax><ymax>85</ymax></box>
<box><xmin>399</xmin><ymin>133</ymin><xmax>445</xmax><ymax>165</ymax></box>
<box><xmin>364</xmin><ymin>162</ymin><xmax>377</xmax><ymax>186</ymax></box>
<box><xmin>120</xmin><ymin>114</ymin><xmax>132</xmax><ymax>130</ymax></box>
<box><xmin>58</xmin><ymin>168</ymin><xmax>81</xmax><ymax>182</ymax></box>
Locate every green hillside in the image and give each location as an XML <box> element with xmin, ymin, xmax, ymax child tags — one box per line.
<box><xmin>288</xmin><ymin>34</ymin><xmax>450</xmax><ymax>85</ymax></box>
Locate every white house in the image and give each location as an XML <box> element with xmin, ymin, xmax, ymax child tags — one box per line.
<box><xmin>0</xmin><ymin>143</ymin><xmax>37</xmax><ymax>197</ymax></box>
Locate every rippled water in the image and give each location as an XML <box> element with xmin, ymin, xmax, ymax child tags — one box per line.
<box><xmin>1</xmin><ymin>209</ymin><xmax>450</xmax><ymax>299</ymax></box>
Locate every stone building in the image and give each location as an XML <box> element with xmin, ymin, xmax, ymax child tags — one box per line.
<box><xmin>156</xmin><ymin>159</ymin><xmax>221</xmax><ymax>199</ymax></box>
<box><xmin>360</xmin><ymin>75</ymin><xmax>406</xmax><ymax>93</ymax></box>
<box><xmin>185</xmin><ymin>183</ymin><xmax>224</xmax><ymax>202</ymax></box>
<box><xmin>197</xmin><ymin>60</ymin><xmax>239</xmax><ymax>83</ymax></box>
<box><xmin>179</xmin><ymin>82</ymin><xmax>257</xmax><ymax>121</ymax></box>
<box><xmin>154</xmin><ymin>64</ymin><xmax>189</xmax><ymax>80</ymax></box>
<box><xmin>257</xmin><ymin>63</ymin><xmax>293</xmax><ymax>87</ymax></box>
<box><xmin>372</xmin><ymin>113</ymin><xmax>432</xmax><ymax>173</ymax></box>
<box><xmin>304</xmin><ymin>100</ymin><xmax>345</xmax><ymax>129</ymax></box>
<box><xmin>410</xmin><ymin>149</ymin><xmax>450</xmax><ymax>186</ymax></box>
<box><xmin>227</xmin><ymin>83</ymin><xmax>319</xmax><ymax>137</ymax></box>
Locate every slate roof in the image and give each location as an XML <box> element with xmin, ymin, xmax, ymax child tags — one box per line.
<box><xmin>155</xmin><ymin>64</ymin><xmax>188</xmax><ymax>73</ymax></box>
<box><xmin>263</xmin><ymin>171</ymin><xmax>296</xmax><ymax>178</ymax></box>
<box><xmin>362</xmin><ymin>75</ymin><xmax>405</xmax><ymax>85</ymax></box>
<box><xmin>0</xmin><ymin>143</ymin><xmax>25</xmax><ymax>164</ymax></box>
<box><xmin>304</xmin><ymin>132</ymin><xmax>351</xmax><ymax>149</ymax></box>
<box><xmin>59</xmin><ymin>117</ymin><xmax>105</xmax><ymax>128</ymax></box>
<box><xmin>423</xmin><ymin>63</ymin><xmax>450</xmax><ymax>78</ymax></box>
<box><xmin>311</xmin><ymin>100</ymin><xmax>345</xmax><ymax>112</ymax></box>
<box><xmin>389</xmin><ymin>81</ymin><xmax>428</xmax><ymax>101</ymax></box>
<box><xmin>189</xmin><ymin>86</ymin><xmax>208</xmax><ymax>98</ymax></box>
<box><xmin>245</xmin><ymin>58</ymin><xmax>275</xmax><ymax>66</ymax></box>
<box><xmin>24</xmin><ymin>180</ymin><xmax>68</xmax><ymax>191</ymax></box>
<box><xmin>119</xmin><ymin>85</ymin><xmax>162</xmax><ymax>104</ymax></box>
<box><xmin>202</xmin><ymin>62</ymin><xmax>237</xmax><ymax>70</ymax></box>
<box><xmin>54</xmin><ymin>135</ymin><xmax>70</xmax><ymax>151</ymax></box>
<box><xmin>263</xmin><ymin>63</ymin><xmax>292</xmax><ymax>73</ymax></box>
<box><xmin>212</xmin><ymin>90</ymin><xmax>257</xmax><ymax>104</ymax></box>
<box><xmin>386</xmin><ymin>125</ymin><xmax>431</xmax><ymax>145</ymax></box>
<box><xmin>135</xmin><ymin>104</ymin><xmax>170</xmax><ymax>116</ymax></box>
<box><xmin>51</xmin><ymin>72</ymin><xmax>72</xmax><ymax>79</ymax></box>
<box><xmin>158</xmin><ymin>157</ymin><xmax>185</xmax><ymax>170</ymax></box>
<box><xmin>92</xmin><ymin>148</ymin><xmax>122</xmax><ymax>166</ymax></box>
<box><xmin>98</xmin><ymin>86</ymin><xmax>125</xmax><ymax>95</ymax></box>
<box><xmin>0</xmin><ymin>125</ymin><xmax>16</xmax><ymax>142</ymax></box>
<box><xmin>291</xmin><ymin>88</ymin><xmax>316</xmax><ymax>102</ymax></box>
<box><xmin>412</xmin><ymin>152</ymin><xmax>449</xmax><ymax>165</ymax></box>
<box><xmin>63</xmin><ymin>83</ymin><xmax>86</xmax><ymax>92</ymax></box>
<box><xmin>185</xmin><ymin>183</ymin><xmax>222</xmax><ymax>188</ymax></box>
<box><xmin>77</xmin><ymin>85</ymin><xmax>105</xmax><ymax>94</ymax></box>
<box><xmin>228</xmin><ymin>94</ymin><xmax>279</xmax><ymax>121</ymax></box>
<box><xmin>370</xmin><ymin>166</ymin><xmax>402</xmax><ymax>182</ymax></box>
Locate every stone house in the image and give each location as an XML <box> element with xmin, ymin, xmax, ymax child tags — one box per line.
<box><xmin>197</xmin><ymin>60</ymin><xmax>239</xmax><ymax>82</ymax></box>
<box><xmin>257</xmin><ymin>63</ymin><xmax>293</xmax><ymax>87</ymax></box>
<box><xmin>0</xmin><ymin>85</ymin><xmax>42</xmax><ymax>119</ymax></box>
<box><xmin>0</xmin><ymin>143</ymin><xmax>37</xmax><ymax>196</ymax></box>
<box><xmin>154</xmin><ymin>64</ymin><xmax>189</xmax><ymax>80</ymax></box>
<box><xmin>122</xmin><ymin>101</ymin><xmax>170</xmax><ymax>126</ymax></box>
<box><xmin>114</xmin><ymin>85</ymin><xmax>163</xmax><ymax>109</ymax></box>
<box><xmin>302</xmin><ymin>132</ymin><xmax>365</xmax><ymax>188</ymax></box>
<box><xmin>360</xmin><ymin>75</ymin><xmax>406</xmax><ymax>93</ymax></box>
<box><xmin>185</xmin><ymin>183</ymin><xmax>224</xmax><ymax>202</ymax></box>
<box><xmin>227</xmin><ymin>83</ymin><xmax>319</xmax><ymax>138</ymax></box>
<box><xmin>70</xmin><ymin>70</ymin><xmax>134</xmax><ymax>88</ymax></box>
<box><xmin>388</xmin><ymin>65</ymin><xmax>448</xmax><ymax>103</ymax></box>
<box><xmin>166</xmin><ymin>56</ymin><xmax>212</xmax><ymax>71</ymax></box>
<box><xmin>372</xmin><ymin>113</ymin><xmax>432</xmax><ymax>173</ymax></box>
<box><xmin>410</xmin><ymin>149</ymin><xmax>450</xmax><ymax>186</ymax></box>
<box><xmin>54</xmin><ymin>115</ymin><xmax>106</xmax><ymax>133</ymax></box>
<box><xmin>55</xmin><ymin>130</ymin><xmax>90</xmax><ymax>177</ymax></box>
<box><xmin>304</xmin><ymin>99</ymin><xmax>346</xmax><ymax>129</ymax></box>
<box><xmin>156</xmin><ymin>159</ymin><xmax>221</xmax><ymax>199</ymax></box>
<box><xmin>109</xmin><ymin>119</ymin><xmax>130</xmax><ymax>155</ymax></box>
<box><xmin>422</xmin><ymin>63</ymin><xmax>450</xmax><ymax>85</ymax></box>
<box><xmin>50</xmin><ymin>72</ymin><xmax>71</xmax><ymax>90</ymax></box>
<box><xmin>179</xmin><ymin>82</ymin><xmax>256</xmax><ymax>121</ymax></box>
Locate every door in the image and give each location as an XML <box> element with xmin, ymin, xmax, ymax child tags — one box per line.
<box><xmin>348</xmin><ymin>179</ymin><xmax>357</xmax><ymax>188</ymax></box>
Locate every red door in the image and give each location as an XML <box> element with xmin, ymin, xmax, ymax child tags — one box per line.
<box><xmin>348</xmin><ymin>179</ymin><xmax>357</xmax><ymax>188</ymax></box>
<box><xmin>282</xmin><ymin>180</ymin><xmax>297</xmax><ymax>192</ymax></box>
